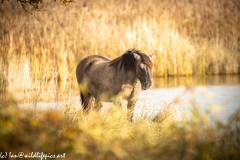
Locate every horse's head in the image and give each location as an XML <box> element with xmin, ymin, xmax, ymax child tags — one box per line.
<box><xmin>109</xmin><ymin>49</ymin><xmax>154</xmax><ymax>90</ymax></box>
<box><xmin>134</xmin><ymin>52</ymin><xmax>154</xmax><ymax>90</ymax></box>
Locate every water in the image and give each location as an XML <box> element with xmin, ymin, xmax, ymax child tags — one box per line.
<box><xmin>19</xmin><ymin>75</ymin><xmax>240</xmax><ymax>124</ymax></box>
<box><xmin>135</xmin><ymin>75</ymin><xmax>240</xmax><ymax>123</ymax></box>
<box><xmin>135</xmin><ymin>85</ymin><xmax>240</xmax><ymax>123</ymax></box>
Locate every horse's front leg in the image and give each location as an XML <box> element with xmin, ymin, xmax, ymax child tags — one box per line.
<box><xmin>127</xmin><ymin>99</ymin><xmax>137</xmax><ymax>121</ymax></box>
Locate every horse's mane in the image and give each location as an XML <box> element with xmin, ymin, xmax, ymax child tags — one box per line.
<box><xmin>109</xmin><ymin>49</ymin><xmax>153</xmax><ymax>71</ymax></box>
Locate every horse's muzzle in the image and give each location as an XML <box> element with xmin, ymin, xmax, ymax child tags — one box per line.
<box><xmin>141</xmin><ymin>82</ymin><xmax>152</xmax><ymax>90</ymax></box>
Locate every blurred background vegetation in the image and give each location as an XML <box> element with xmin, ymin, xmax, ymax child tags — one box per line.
<box><xmin>1</xmin><ymin>0</ymin><xmax>240</xmax><ymax>102</ymax></box>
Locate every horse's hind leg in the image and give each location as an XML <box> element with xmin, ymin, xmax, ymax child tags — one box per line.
<box><xmin>94</xmin><ymin>98</ymin><xmax>103</xmax><ymax>111</ymax></box>
<box><xmin>80</xmin><ymin>92</ymin><xmax>92</xmax><ymax>113</ymax></box>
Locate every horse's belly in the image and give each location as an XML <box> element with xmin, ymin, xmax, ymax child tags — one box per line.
<box><xmin>88</xmin><ymin>84</ymin><xmax>116</xmax><ymax>101</ymax></box>
<box><xmin>89</xmin><ymin>84</ymin><xmax>133</xmax><ymax>102</ymax></box>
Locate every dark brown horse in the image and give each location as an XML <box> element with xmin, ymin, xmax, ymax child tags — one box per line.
<box><xmin>76</xmin><ymin>49</ymin><xmax>154</xmax><ymax>120</ymax></box>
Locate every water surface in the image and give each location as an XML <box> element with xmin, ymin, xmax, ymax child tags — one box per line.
<box><xmin>19</xmin><ymin>75</ymin><xmax>240</xmax><ymax>124</ymax></box>
<box><xmin>135</xmin><ymin>75</ymin><xmax>240</xmax><ymax>123</ymax></box>
<box><xmin>135</xmin><ymin>85</ymin><xmax>240</xmax><ymax>122</ymax></box>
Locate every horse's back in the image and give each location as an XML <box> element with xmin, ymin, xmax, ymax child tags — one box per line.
<box><xmin>76</xmin><ymin>55</ymin><xmax>111</xmax><ymax>84</ymax></box>
<box><xmin>76</xmin><ymin>54</ymin><xmax>121</xmax><ymax>99</ymax></box>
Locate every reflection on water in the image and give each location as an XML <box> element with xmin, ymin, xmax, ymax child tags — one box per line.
<box><xmin>153</xmin><ymin>75</ymin><xmax>240</xmax><ymax>88</ymax></box>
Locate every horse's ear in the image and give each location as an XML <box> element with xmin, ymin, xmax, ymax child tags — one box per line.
<box><xmin>149</xmin><ymin>53</ymin><xmax>155</xmax><ymax>59</ymax></box>
<box><xmin>133</xmin><ymin>53</ymin><xmax>141</xmax><ymax>61</ymax></box>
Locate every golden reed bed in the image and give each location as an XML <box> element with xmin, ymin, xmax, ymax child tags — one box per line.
<box><xmin>0</xmin><ymin>0</ymin><xmax>240</xmax><ymax>101</ymax></box>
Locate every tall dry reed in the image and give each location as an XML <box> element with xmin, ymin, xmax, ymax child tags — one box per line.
<box><xmin>0</xmin><ymin>0</ymin><xmax>240</xmax><ymax>101</ymax></box>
